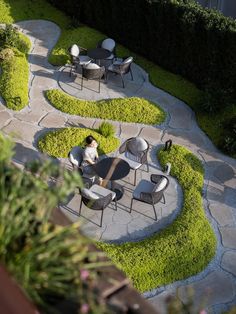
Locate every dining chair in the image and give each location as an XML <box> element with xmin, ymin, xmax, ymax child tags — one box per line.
<box><xmin>68</xmin><ymin>44</ymin><xmax>91</xmax><ymax>76</ymax></box>
<box><xmin>119</xmin><ymin>137</ymin><xmax>149</xmax><ymax>185</ymax></box>
<box><xmin>79</xmin><ymin>184</ymin><xmax>117</xmax><ymax>227</ymax></box>
<box><xmin>130</xmin><ymin>175</ymin><xmax>169</xmax><ymax>221</ymax></box>
<box><xmin>81</xmin><ymin>63</ymin><xmax>105</xmax><ymax>93</ymax></box>
<box><xmin>97</xmin><ymin>38</ymin><xmax>116</xmax><ymax>62</ymax></box>
<box><xmin>106</xmin><ymin>56</ymin><xmax>133</xmax><ymax>88</ymax></box>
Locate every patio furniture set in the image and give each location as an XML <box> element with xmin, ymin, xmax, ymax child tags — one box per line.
<box><xmin>68</xmin><ymin>38</ymin><xmax>134</xmax><ymax>92</ymax></box>
<box><xmin>68</xmin><ymin>137</ymin><xmax>169</xmax><ymax>227</ymax></box>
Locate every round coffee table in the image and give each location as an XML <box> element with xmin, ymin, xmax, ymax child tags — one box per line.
<box><xmin>87</xmin><ymin>48</ymin><xmax>111</xmax><ymax>65</ymax></box>
<box><xmin>93</xmin><ymin>157</ymin><xmax>130</xmax><ymax>200</ymax></box>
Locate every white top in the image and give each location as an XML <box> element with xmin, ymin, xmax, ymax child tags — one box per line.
<box><xmin>82</xmin><ymin>146</ymin><xmax>97</xmax><ymax>165</ymax></box>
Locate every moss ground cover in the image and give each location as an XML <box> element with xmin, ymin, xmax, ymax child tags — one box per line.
<box><xmin>98</xmin><ymin>145</ymin><xmax>216</xmax><ymax>292</ymax></box>
<box><xmin>38</xmin><ymin>127</ymin><xmax>120</xmax><ymax>158</ymax></box>
<box><xmin>0</xmin><ymin>46</ymin><xmax>29</xmax><ymax>110</ymax></box>
<box><xmin>46</xmin><ymin>89</ymin><xmax>166</xmax><ymax>124</ymax></box>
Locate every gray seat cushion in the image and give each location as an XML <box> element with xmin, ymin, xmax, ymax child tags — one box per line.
<box><xmin>127</xmin><ymin>137</ymin><xmax>148</xmax><ymax>155</ymax></box>
<box><xmin>119</xmin><ymin>152</ymin><xmax>142</xmax><ymax>170</ymax></box>
<box><xmin>84</xmin><ymin>62</ymin><xmax>101</xmax><ymax>69</ymax></box>
<box><xmin>81</xmin><ymin>188</ymin><xmax>99</xmax><ymax>200</ymax></box>
<box><xmin>79</xmin><ymin>55</ymin><xmax>91</xmax><ymax>65</ymax></box>
<box><xmin>90</xmin><ymin>184</ymin><xmax>116</xmax><ymax>200</ymax></box>
<box><xmin>133</xmin><ymin>180</ymin><xmax>154</xmax><ymax>200</ymax></box>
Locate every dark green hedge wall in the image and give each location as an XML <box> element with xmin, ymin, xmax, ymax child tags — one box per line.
<box><xmin>48</xmin><ymin>0</ymin><xmax>236</xmax><ymax>99</ymax></box>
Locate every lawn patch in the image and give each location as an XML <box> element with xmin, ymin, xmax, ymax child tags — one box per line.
<box><xmin>46</xmin><ymin>89</ymin><xmax>166</xmax><ymax>125</ymax></box>
<box><xmin>38</xmin><ymin>127</ymin><xmax>120</xmax><ymax>158</ymax></box>
<box><xmin>98</xmin><ymin>145</ymin><xmax>216</xmax><ymax>292</ymax></box>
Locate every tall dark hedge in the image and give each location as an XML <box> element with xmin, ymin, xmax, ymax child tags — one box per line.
<box><xmin>48</xmin><ymin>0</ymin><xmax>236</xmax><ymax>99</ymax></box>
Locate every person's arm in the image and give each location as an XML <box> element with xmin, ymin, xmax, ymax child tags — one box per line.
<box><xmin>83</xmin><ymin>148</ymin><xmax>95</xmax><ymax>165</ymax></box>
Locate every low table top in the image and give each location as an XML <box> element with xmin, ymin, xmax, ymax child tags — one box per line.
<box><xmin>93</xmin><ymin>157</ymin><xmax>130</xmax><ymax>181</ymax></box>
<box><xmin>87</xmin><ymin>48</ymin><xmax>111</xmax><ymax>60</ymax></box>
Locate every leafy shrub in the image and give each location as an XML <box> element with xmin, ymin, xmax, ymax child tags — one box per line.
<box><xmin>221</xmin><ymin>117</ymin><xmax>236</xmax><ymax>156</ymax></box>
<box><xmin>38</xmin><ymin>127</ymin><xmax>120</xmax><ymax>157</ymax></box>
<box><xmin>97</xmin><ymin>121</ymin><xmax>115</xmax><ymax>138</ymax></box>
<box><xmin>0</xmin><ymin>133</ymin><xmax>109</xmax><ymax>312</ymax></box>
<box><xmin>0</xmin><ymin>24</ymin><xmax>19</xmax><ymax>48</ymax></box>
<box><xmin>99</xmin><ymin>145</ymin><xmax>216</xmax><ymax>292</ymax></box>
<box><xmin>46</xmin><ymin>89</ymin><xmax>166</xmax><ymax>125</ymax></box>
<box><xmin>0</xmin><ymin>47</ymin><xmax>14</xmax><ymax>61</ymax></box>
<box><xmin>0</xmin><ymin>47</ymin><xmax>29</xmax><ymax>110</ymax></box>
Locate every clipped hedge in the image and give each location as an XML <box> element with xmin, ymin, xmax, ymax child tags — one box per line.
<box><xmin>48</xmin><ymin>0</ymin><xmax>236</xmax><ymax>102</ymax></box>
<box><xmin>38</xmin><ymin>127</ymin><xmax>120</xmax><ymax>157</ymax></box>
<box><xmin>46</xmin><ymin>89</ymin><xmax>166</xmax><ymax>125</ymax></box>
<box><xmin>99</xmin><ymin>145</ymin><xmax>216</xmax><ymax>292</ymax></box>
<box><xmin>0</xmin><ymin>47</ymin><xmax>29</xmax><ymax>110</ymax></box>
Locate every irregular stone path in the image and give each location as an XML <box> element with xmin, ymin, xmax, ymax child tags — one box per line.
<box><xmin>0</xmin><ymin>20</ymin><xmax>235</xmax><ymax>313</ymax></box>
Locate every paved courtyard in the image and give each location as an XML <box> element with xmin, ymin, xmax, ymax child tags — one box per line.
<box><xmin>0</xmin><ymin>20</ymin><xmax>236</xmax><ymax>313</ymax></box>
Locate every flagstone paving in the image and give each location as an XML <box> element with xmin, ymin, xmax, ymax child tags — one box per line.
<box><xmin>0</xmin><ymin>20</ymin><xmax>235</xmax><ymax>313</ymax></box>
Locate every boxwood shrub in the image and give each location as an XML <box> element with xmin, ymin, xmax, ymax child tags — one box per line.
<box><xmin>98</xmin><ymin>145</ymin><xmax>216</xmax><ymax>292</ymax></box>
<box><xmin>38</xmin><ymin>127</ymin><xmax>120</xmax><ymax>157</ymax></box>
<box><xmin>46</xmin><ymin>89</ymin><xmax>166</xmax><ymax>125</ymax></box>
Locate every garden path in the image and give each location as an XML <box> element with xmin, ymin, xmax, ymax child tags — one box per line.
<box><xmin>0</xmin><ymin>20</ymin><xmax>235</xmax><ymax>313</ymax></box>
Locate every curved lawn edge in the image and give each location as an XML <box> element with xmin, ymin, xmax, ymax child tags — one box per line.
<box><xmin>45</xmin><ymin>89</ymin><xmax>166</xmax><ymax>125</ymax></box>
<box><xmin>37</xmin><ymin>127</ymin><xmax>120</xmax><ymax>158</ymax></box>
<box><xmin>0</xmin><ymin>32</ymin><xmax>31</xmax><ymax>110</ymax></box>
<box><xmin>98</xmin><ymin>145</ymin><xmax>216</xmax><ymax>292</ymax></box>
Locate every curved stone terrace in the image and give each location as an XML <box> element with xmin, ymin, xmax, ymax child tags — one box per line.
<box><xmin>0</xmin><ymin>20</ymin><xmax>236</xmax><ymax>313</ymax></box>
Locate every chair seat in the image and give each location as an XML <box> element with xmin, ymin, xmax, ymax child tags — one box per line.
<box><xmin>119</xmin><ymin>152</ymin><xmax>142</xmax><ymax>170</ymax></box>
<box><xmin>108</xmin><ymin>63</ymin><xmax>121</xmax><ymax>73</ymax></box>
<box><xmin>79</xmin><ymin>55</ymin><xmax>91</xmax><ymax>65</ymax></box>
<box><xmin>133</xmin><ymin>180</ymin><xmax>154</xmax><ymax>200</ymax></box>
<box><xmin>90</xmin><ymin>184</ymin><xmax>116</xmax><ymax>200</ymax></box>
<box><xmin>105</xmin><ymin>53</ymin><xmax>115</xmax><ymax>60</ymax></box>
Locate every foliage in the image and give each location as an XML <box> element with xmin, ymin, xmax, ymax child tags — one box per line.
<box><xmin>98</xmin><ymin>145</ymin><xmax>216</xmax><ymax>292</ymax></box>
<box><xmin>0</xmin><ymin>133</ymin><xmax>110</xmax><ymax>313</ymax></box>
<box><xmin>46</xmin><ymin>89</ymin><xmax>166</xmax><ymax>125</ymax></box>
<box><xmin>0</xmin><ymin>24</ymin><xmax>31</xmax><ymax>53</ymax></box>
<box><xmin>97</xmin><ymin>121</ymin><xmax>115</xmax><ymax>138</ymax></box>
<box><xmin>221</xmin><ymin>116</ymin><xmax>236</xmax><ymax>156</ymax></box>
<box><xmin>38</xmin><ymin>127</ymin><xmax>120</xmax><ymax>158</ymax></box>
<box><xmin>0</xmin><ymin>47</ymin><xmax>29</xmax><ymax>110</ymax></box>
<box><xmin>0</xmin><ymin>47</ymin><xmax>14</xmax><ymax>61</ymax></box>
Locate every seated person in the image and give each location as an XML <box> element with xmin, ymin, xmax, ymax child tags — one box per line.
<box><xmin>81</xmin><ymin>135</ymin><xmax>102</xmax><ymax>184</ymax></box>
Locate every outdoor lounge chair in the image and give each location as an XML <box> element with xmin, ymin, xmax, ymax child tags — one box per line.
<box><xmin>68</xmin><ymin>44</ymin><xmax>91</xmax><ymax>76</ymax></box>
<box><xmin>130</xmin><ymin>175</ymin><xmax>169</xmax><ymax>220</ymax></box>
<box><xmin>79</xmin><ymin>184</ymin><xmax>117</xmax><ymax>227</ymax></box>
<box><xmin>81</xmin><ymin>63</ymin><xmax>105</xmax><ymax>93</ymax></box>
<box><xmin>119</xmin><ymin>137</ymin><xmax>149</xmax><ymax>185</ymax></box>
<box><xmin>106</xmin><ymin>56</ymin><xmax>133</xmax><ymax>88</ymax></box>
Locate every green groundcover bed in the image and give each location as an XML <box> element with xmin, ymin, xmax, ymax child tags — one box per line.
<box><xmin>0</xmin><ymin>33</ymin><xmax>31</xmax><ymax>110</ymax></box>
<box><xmin>98</xmin><ymin>145</ymin><xmax>216</xmax><ymax>292</ymax></box>
<box><xmin>46</xmin><ymin>89</ymin><xmax>166</xmax><ymax>125</ymax></box>
<box><xmin>38</xmin><ymin>127</ymin><xmax>120</xmax><ymax>158</ymax></box>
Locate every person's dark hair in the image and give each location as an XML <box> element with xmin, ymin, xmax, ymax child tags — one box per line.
<box><xmin>85</xmin><ymin>135</ymin><xmax>95</xmax><ymax>145</ymax></box>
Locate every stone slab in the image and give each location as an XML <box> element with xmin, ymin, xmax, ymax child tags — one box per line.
<box><xmin>0</xmin><ymin>111</ymin><xmax>12</xmax><ymax>128</ymax></box>
<box><xmin>213</xmin><ymin>163</ymin><xmax>235</xmax><ymax>184</ymax></box>
<box><xmin>219</xmin><ymin>227</ymin><xmax>236</xmax><ymax>249</ymax></box>
<box><xmin>2</xmin><ymin>119</ymin><xmax>41</xmax><ymax>143</ymax></box>
<box><xmin>177</xmin><ymin>271</ymin><xmax>235</xmax><ymax>308</ymax></box>
<box><xmin>139</xmin><ymin>127</ymin><xmax>163</xmax><ymax>145</ymax></box>
<box><xmin>209</xmin><ymin>203</ymin><xmax>234</xmax><ymax>226</ymax></box>
<box><xmin>120</xmin><ymin>124</ymin><xmax>140</xmax><ymax>138</ymax></box>
<box><xmin>39</xmin><ymin>112</ymin><xmax>66</xmax><ymax>128</ymax></box>
<box><xmin>168</xmin><ymin>103</ymin><xmax>193</xmax><ymax>130</ymax></box>
<box><xmin>221</xmin><ymin>251</ymin><xmax>236</xmax><ymax>276</ymax></box>
<box><xmin>66</xmin><ymin>116</ymin><xmax>95</xmax><ymax>129</ymax></box>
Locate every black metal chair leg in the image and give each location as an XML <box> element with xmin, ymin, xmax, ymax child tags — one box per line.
<box><xmin>114</xmin><ymin>198</ymin><xmax>117</xmax><ymax>211</ymax></box>
<box><xmin>130</xmin><ymin>198</ymin><xmax>134</xmax><ymax>213</ymax></box>
<box><xmin>130</xmin><ymin>68</ymin><xmax>134</xmax><ymax>80</ymax></box>
<box><xmin>134</xmin><ymin>169</ymin><xmax>137</xmax><ymax>186</ymax></box>
<box><xmin>162</xmin><ymin>193</ymin><xmax>166</xmax><ymax>204</ymax></box>
<box><xmin>152</xmin><ymin>204</ymin><xmax>157</xmax><ymax>221</ymax></box>
<box><xmin>120</xmin><ymin>74</ymin><xmax>125</xmax><ymax>88</ymax></box>
<box><xmin>146</xmin><ymin>162</ymin><xmax>149</xmax><ymax>173</ymax></box>
<box><xmin>81</xmin><ymin>76</ymin><xmax>83</xmax><ymax>90</ymax></box>
<box><xmin>99</xmin><ymin>210</ymin><xmax>104</xmax><ymax>227</ymax></box>
<box><xmin>79</xmin><ymin>199</ymin><xmax>83</xmax><ymax>216</ymax></box>
<box><xmin>98</xmin><ymin>77</ymin><xmax>100</xmax><ymax>93</ymax></box>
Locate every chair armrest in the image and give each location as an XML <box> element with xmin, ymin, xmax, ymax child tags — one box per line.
<box><xmin>119</xmin><ymin>141</ymin><xmax>127</xmax><ymax>154</ymax></box>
